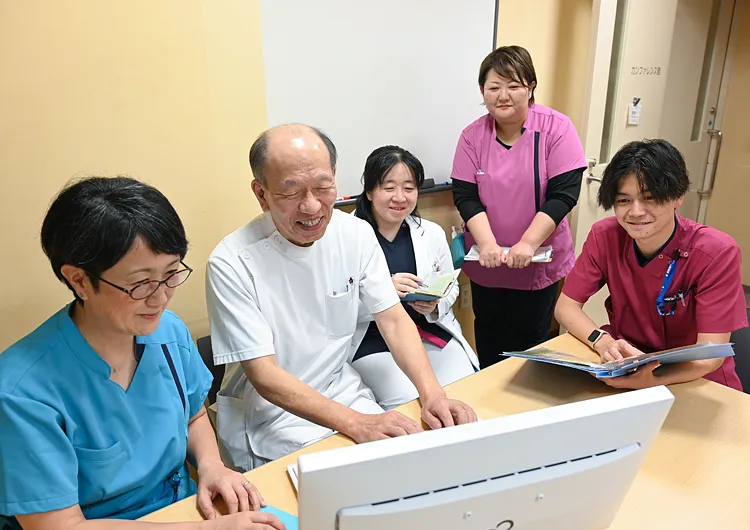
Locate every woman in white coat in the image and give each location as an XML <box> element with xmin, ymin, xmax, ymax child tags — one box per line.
<box><xmin>351</xmin><ymin>145</ymin><xmax>479</xmax><ymax>410</ymax></box>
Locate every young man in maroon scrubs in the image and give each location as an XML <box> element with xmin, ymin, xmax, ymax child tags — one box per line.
<box><xmin>555</xmin><ymin>139</ymin><xmax>746</xmax><ymax>391</ymax></box>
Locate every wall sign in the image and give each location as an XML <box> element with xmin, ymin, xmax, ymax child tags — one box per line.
<box><xmin>630</xmin><ymin>66</ymin><xmax>662</xmax><ymax>76</ymax></box>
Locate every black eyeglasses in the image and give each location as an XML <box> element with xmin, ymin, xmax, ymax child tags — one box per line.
<box><xmin>90</xmin><ymin>262</ymin><xmax>193</xmax><ymax>300</ymax></box>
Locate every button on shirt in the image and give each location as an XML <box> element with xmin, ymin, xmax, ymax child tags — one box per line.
<box><xmin>563</xmin><ymin>215</ymin><xmax>746</xmax><ymax>391</ymax></box>
<box><xmin>0</xmin><ymin>307</ymin><xmax>212</xmax><ymax>519</ymax></box>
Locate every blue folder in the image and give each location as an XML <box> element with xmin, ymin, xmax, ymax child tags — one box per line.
<box><xmin>503</xmin><ymin>342</ymin><xmax>735</xmax><ymax>379</ymax></box>
<box><xmin>261</xmin><ymin>505</ymin><xmax>298</xmax><ymax>529</ymax></box>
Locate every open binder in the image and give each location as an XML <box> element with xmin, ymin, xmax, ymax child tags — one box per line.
<box><xmin>503</xmin><ymin>342</ymin><xmax>735</xmax><ymax>378</ymax></box>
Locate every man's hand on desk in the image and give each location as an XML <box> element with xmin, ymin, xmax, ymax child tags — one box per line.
<box><xmin>344</xmin><ymin>409</ymin><xmax>423</xmax><ymax>442</ymax></box>
<box><xmin>208</xmin><ymin>511</ymin><xmax>286</xmax><ymax>530</ymax></box>
<box><xmin>343</xmin><ymin>395</ymin><xmax>478</xmax><ymax>443</ymax></box>
<box><xmin>421</xmin><ymin>395</ymin><xmax>478</xmax><ymax>429</ymax></box>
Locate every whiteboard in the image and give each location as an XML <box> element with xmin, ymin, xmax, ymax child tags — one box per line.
<box><xmin>260</xmin><ymin>0</ymin><xmax>498</xmax><ymax>197</ymax></box>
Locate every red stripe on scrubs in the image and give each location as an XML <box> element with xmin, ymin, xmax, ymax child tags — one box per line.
<box><xmin>563</xmin><ymin>215</ymin><xmax>747</xmax><ymax>391</ymax></box>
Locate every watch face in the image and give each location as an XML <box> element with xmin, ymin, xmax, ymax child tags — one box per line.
<box><xmin>587</xmin><ymin>330</ymin><xmax>601</xmax><ymax>343</ymax></box>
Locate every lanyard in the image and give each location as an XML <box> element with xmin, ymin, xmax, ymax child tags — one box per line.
<box><xmin>656</xmin><ymin>249</ymin><xmax>681</xmax><ymax>316</ymax></box>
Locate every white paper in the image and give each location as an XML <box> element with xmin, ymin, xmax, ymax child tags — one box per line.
<box><xmin>287</xmin><ymin>464</ymin><xmax>299</xmax><ymax>492</ymax></box>
<box><xmin>464</xmin><ymin>245</ymin><xmax>553</xmax><ymax>263</ymax></box>
<box><xmin>628</xmin><ymin>103</ymin><xmax>642</xmax><ymax>125</ymax></box>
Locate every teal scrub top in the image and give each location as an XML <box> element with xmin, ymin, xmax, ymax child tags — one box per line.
<box><xmin>0</xmin><ymin>304</ymin><xmax>212</xmax><ymax>520</ymax></box>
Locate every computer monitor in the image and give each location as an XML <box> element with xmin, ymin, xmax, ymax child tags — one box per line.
<box><xmin>297</xmin><ymin>386</ymin><xmax>674</xmax><ymax>530</ymax></box>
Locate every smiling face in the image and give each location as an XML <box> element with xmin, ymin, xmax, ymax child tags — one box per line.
<box><xmin>251</xmin><ymin>127</ymin><xmax>337</xmax><ymax>247</ymax></box>
<box><xmin>367</xmin><ymin>162</ymin><xmax>419</xmax><ymax>228</ymax></box>
<box><xmin>480</xmin><ymin>69</ymin><xmax>535</xmax><ymax>125</ymax></box>
<box><xmin>64</xmin><ymin>236</ymin><xmax>184</xmax><ymax>337</ymax></box>
<box><xmin>613</xmin><ymin>174</ymin><xmax>683</xmax><ymax>253</ymax></box>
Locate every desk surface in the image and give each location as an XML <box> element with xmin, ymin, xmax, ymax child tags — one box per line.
<box><xmin>143</xmin><ymin>334</ymin><xmax>750</xmax><ymax>529</ymax></box>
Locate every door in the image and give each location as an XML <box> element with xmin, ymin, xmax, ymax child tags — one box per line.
<box><xmin>704</xmin><ymin>1</ymin><xmax>750</xmax><ymax>283</ymax></box>
<box><xmin>571</xmin><ymin>0</ymin><xmax>734</xmax><ymax>325</ymax></box>
<box><xmin>573</xmin><ymin>0</ymin><xmax>680</xmax><ymax>325</ymax></box>
<box><xmin>660</xmin><ymin>0</ymin><xmax>736</xmax><ymax>221</ymax></box>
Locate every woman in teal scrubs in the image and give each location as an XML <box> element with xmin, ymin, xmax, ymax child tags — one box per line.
<box><xmin>0</xmin><ymin>178</ymin><xmax>283</xmax><ymax>530</ymax></box>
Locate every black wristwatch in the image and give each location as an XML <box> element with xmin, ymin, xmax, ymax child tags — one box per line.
<box><xmin>587</xmin><ymin>329</ymin><xmax>609</xmax><ymax>348</ymax></box>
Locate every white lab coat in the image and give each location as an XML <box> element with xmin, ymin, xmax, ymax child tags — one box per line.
<box><xmin>207</xmin><ymin>211</ymin><xmax>395</xmax><ymax>470</ymax></box>
<box><xmin>350</xmin><ymin>215</ymin><xmax>479</xmax><ymax>369</ymax></box>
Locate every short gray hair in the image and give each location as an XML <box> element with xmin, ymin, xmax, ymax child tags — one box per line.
<box><xmin>248</xmin><ymin>125</ymin><xmax>338</xmax><ymax>186</ymax></box>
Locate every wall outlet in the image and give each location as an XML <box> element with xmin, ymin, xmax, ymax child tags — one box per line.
<box><xmin>459</xmin><ymin>284</ymin><xmax>470</xmax><ymax>309</ymax></box>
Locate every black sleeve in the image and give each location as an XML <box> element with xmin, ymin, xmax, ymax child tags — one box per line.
<box><xmin>540</xmin><ymin>167</ymin><xmax>585</xmax><ymax>225</ymax></box>
<box><xmin>451</xmin><ymin>178</ymin><xmax>486</xmax><ymax>223</ymax></box>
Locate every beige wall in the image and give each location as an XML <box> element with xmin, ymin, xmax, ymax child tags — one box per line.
<box><xmin>706</xmin><ymin>1</ymin><xmax>750</xmax><ymax>283</ymax></box>
<box><xmin>496</xmin><ymin>0</ymin><xmax>593</xmax><ymax>130</ymax></box>
<box><xmin>0</xmin><ymin>1</ymin><xmax>267</xmax><ymax>350</ymax></box>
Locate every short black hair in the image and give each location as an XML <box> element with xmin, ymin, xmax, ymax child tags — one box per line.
<box><xmin>354</xmin><ymin>145</ymin><xmax>424</xmax><ymax>230</ymax></box>
<box><xmin>598</xmin><ymin>139</ymin><xmax>690</xmax><ymax>210</ymax></box>
<box><xmin>41</xmin><ymin>176</ymin><xmax>189</xmax><ymax>300</ymax></box>
<box><xmin>249</xmin><ymin>124</ymin><xmax>338</xmax><ymax>186</ymax></box>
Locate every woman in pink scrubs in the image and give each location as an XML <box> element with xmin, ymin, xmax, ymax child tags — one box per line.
<box><xmin>555</xmin><ymin>139</ymin><xmax>746</xmax><ymax>391</ymax></box>
<box><xmin>451</xmin><ymin>46</ymin><xmax>587</xmax><ymax>368</ymax></box>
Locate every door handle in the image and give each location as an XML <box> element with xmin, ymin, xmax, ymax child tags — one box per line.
<box><xmin>697</xmin><ymin>129</ymin><xmax>722</xmax><ymax>197</ymax></box>
<box><xmin>585</xmin><ymin>158</ymin><xmax>602</xmax><ymax>182</ymax></box>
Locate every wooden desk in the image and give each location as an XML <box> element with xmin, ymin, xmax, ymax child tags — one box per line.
<box><xmin>143</xmin><ymin>334</ymin><xmax>750</xmax><ymax>529</ymax></box>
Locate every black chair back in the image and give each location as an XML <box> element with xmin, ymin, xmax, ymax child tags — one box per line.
<box><xmin>730</xmin><ymin>306</ymin><xmax>750</xmax><ymax>394</ymax></box>
<box><xmin>196</xmin><ymin>336</ymin><xmax>225</xmax><ymax>405</ymax></box>
<box><xmin>0</xmin><ymin>516</ymin><xmax>20</xmax><ymax>530</ymax></box>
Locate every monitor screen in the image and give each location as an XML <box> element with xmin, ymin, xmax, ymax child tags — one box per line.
<box><xmin>297</xmin><ymin>386</ymin><xmax>674</xmax><ymax>530</ymax></box>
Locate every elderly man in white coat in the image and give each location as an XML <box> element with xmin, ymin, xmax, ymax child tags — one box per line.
<box><xmin>350</xmin><ymin>145</ymin><xmax>479</xmax><ymax>410</ymax></box>
<box><xmin>206</xmin><ymin>124</ymin><xmax>477</xmax><ymax>470</ymax></box>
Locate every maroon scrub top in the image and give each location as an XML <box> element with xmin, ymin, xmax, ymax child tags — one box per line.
<box><xmin>563</xmin><ymin>214</ymin><xmax>747</xmax><ymax>391</ymax></box>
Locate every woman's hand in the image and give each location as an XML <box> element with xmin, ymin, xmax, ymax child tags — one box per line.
<box><xmin>392</xmin><ymin>272</ymin><xmax>422</xmax><ymax>297</ymax></box>
<box><xmin>197</xmin><ymin>461</ymin><xmax>266</xmax><ymax>519</ymax></box>
<box><xmin>408</xmin><ymin>299</ymin><xmax>439</xmax><ymax>315</ymax></box>
<box><xmin>208</xmin><ymin>511</ymin><xmax>286</xmax><ymax>530</ymax></box>
<box><xmin>505</xmin><ymin>241</ymin><xmax>535</xmax><ymax>269</ymax></box>
<box><xmin>478</xmin><ymin>242</ymin><xmax>506</xmax><ymax>268</ymax></box>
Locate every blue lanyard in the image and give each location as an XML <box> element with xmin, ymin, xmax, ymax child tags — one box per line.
<box><xmin>656</xmin><ymin>250</ymin><xmax>681</xmax><ymax>316</ymax></box>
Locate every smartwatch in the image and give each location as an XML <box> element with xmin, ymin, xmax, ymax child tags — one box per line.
<box><xmin>587</xmin><ymin>329</ymin><xmax>609</xmax><ymax>348</ymax></box>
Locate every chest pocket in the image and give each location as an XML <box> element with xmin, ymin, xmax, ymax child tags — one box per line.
<box><xmin>664</xmin><ymin>287</ymin><xmax>697</xmax><ymax>343</ymax></box>
<box><xmin>74</xmin><ymin>440</ymin><xmax>128</xmax><ymax>503</ymax></box>
<box><xmin>326</xmin><ymin>289</ymin><xmax>357</xmax><ymax>338</ymax></box>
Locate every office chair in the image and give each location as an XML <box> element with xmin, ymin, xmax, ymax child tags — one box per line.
<box><xmin>0</xmin><ymin>516</ymin><xmax>20</xmax><ymax>530</ymax></box>
<box><xmin>730</xmin><ymin>306</ymin><xmax>750</xmax><ymax>394</ymax></box>
<box><xmin>196</xmin><ymin>336</ymin><xmax>225</xmax><ymax>406</ymax></box>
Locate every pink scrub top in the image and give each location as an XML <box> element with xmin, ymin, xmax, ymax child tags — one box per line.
<box><xmin>451</xmin><ymin>104</ymin><xmax>586</xmax><ymax>290</ymax></box>
<box><xmin>563</xmin><ymin>214</ymin><xmax>747</xmax><ymax>391</ymax></box>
